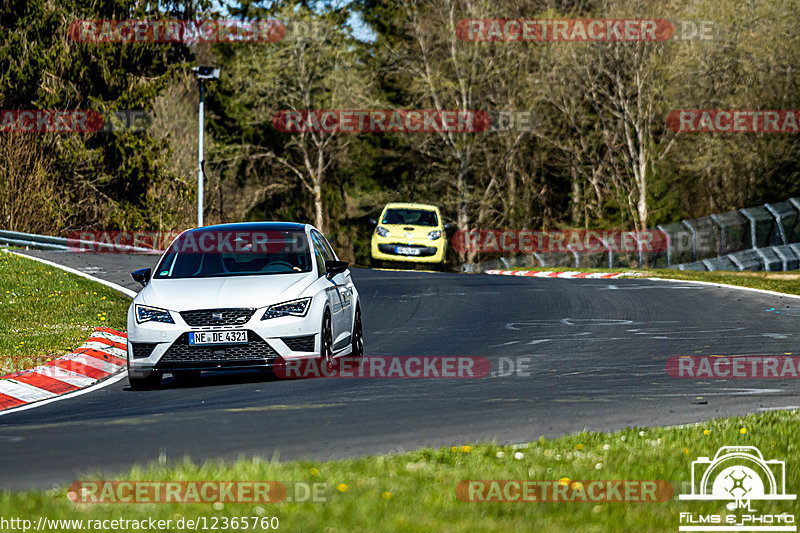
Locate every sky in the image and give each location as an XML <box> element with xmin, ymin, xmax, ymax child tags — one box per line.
<box><xmin>210</xmin><ymin>0</ymin><xmax>378</xmax><ymax>41</ymax></box>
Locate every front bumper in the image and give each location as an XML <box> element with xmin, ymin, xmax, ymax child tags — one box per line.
<box><xmin>127</xmin><ymin>307</ymin><xmax>322</xmax><ymax>377</ymax></box>
<box><xmin>370</xmin><ymin>237</ymin><xmax>445</xmax><ymax>263</ymax></box>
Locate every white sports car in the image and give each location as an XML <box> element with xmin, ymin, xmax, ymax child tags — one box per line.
<box><xmin>125</xmin><ymin>222</ymin><xmax>362</xmax><ymax>389</ymax></box>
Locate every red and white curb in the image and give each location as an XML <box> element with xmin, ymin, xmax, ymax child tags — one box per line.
<box><xmin>485</xmin><ymin>269</ymin><xmax>640</xmax><ymax>279</ymax></box>
<box><xmin>0</xmin><ymin>327</ymin><xmax>127</xmax><ymax>411</ymax></box>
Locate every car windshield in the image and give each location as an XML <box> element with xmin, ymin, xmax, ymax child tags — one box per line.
<box><xmin>154</xmin><ymin>229</ymin><xmax>313</xmax><ymax>279</ymax></box>
<box><xmin>381</xmin><ymin>208</ymin><xmax>438</xmax><ymax>226</ymax></box>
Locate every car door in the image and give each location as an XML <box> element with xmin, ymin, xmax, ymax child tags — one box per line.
<box><xmin>318</xmin><ymin>232</ymin><xmax>353</xmax><ymax>342</ymax></box>
<box><xmin>311</xmin><ymin>231</ymin><xmax>350</xmax><ymax>349</ymax></box>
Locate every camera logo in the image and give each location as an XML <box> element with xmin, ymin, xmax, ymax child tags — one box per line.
<box><xmin>680</xmin><ymin>446</ymin><xmax>794</xmax><ymax>509</ymax></box>
<box><xmin>678</xmin><ymin>446</ymin><xmax>795</xmax><ymax>532</ymax></box>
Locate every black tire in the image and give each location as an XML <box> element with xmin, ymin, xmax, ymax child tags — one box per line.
<box><xmin>351</xmin><ymin>305</ymin><xmax>364</xmax><ymax>358</ymax></box>
<box><xmin>172</xmin><ymin>370</ymin><xmax>201</xmax><ymax>384</ymax></box>
<box><xmin>320</xmin><ymin>310</ymin><xmax>334</xmax><ymax>373</ymax></box>
<box><xmin>128</xmin><ymin>372</ymin><xmax>162</xmax><ymax>390</ymax></box>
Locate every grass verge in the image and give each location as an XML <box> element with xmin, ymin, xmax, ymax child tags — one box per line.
<box><xmin>1</xmin><ymin>410</ymin><xmax>798</xmax><ymax>532</ymax></box>
<box><xmin>490</xmin><ymin>266</ymin><xmax>800</xmax><ymax>297</ymax></box>
<box><xmin>3</xmin><ymin>259</ymin><xmax>799</xmax><ymax>531</ymax></box>
<box><xmin>0</xmin><ymin>251</ymin><xmax>129</xmax><ymax>374</ymax></box>
<box><xmin>641</xmin><ymin>268</ymin><xmax>800</xmax><ymax>296</ymax></box>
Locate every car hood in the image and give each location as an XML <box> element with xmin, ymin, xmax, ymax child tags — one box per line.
<box><xmin>138</xmin><ymin>273</ymin><xmax>316</xmax><ymax>311</ymax></box>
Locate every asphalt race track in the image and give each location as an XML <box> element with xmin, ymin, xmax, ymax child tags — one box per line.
<box><xmin>2</xmin><ymin>250</ymin><xmax>800</xmax><ymax>489</ymax></box>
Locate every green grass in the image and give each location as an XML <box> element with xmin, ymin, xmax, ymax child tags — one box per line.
<box><xmin>3</xmin><ymin>255</ymin><xmax>800</xmax><ymax>531</ymax></box>
<box><xmin>492</xmin><ymin>266</ymin><xmax>800</xmax><ymax>296</ymax></box>
<box><xmin>2</xmin><ymin>410</ymin><xmax>799</xmax><ymax>532</ymax></box>
<box><xmin>0</xmin><ymin>251</ymin><xmax>129</xmax><ymax>374</ymax></box>
<box><xmin>641</xmin><ymin>268</ymin><xmax>800</xmax><ymax>296</ymax></box>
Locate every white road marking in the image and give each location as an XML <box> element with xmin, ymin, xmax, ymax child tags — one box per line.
<box><xmin>90</xmin><ymin>330</ymin><xmax>128</xmax><ymax>344</ymax></box>
<box><xmin>0</xmin><ymin>372</ymin><xmax>128</xmax><ymax>417</ymax></box>
<box><xmin>0</xmin><ymin>380</ymin><xmax>57</xmax><ymax>402</ymax></box>
<box><xmin>0</xmin><ymin>250</ymin><xmax>134</xmax><ymax>413</ymax></box>
<box><xmin>60</xmin><ymin>354</ymin><xmax>123</xmax><ymax>374</ymax></box>
<box><xmin>34</xmin><ymin>366</ymin><xmax>97</xmax><ymax>388</ymax></box>
<box><xmin>79</xmin><ymin>342</ymin><xmax>126</xmax><ymax>358</ymax></box>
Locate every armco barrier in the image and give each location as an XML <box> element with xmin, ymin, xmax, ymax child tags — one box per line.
<box><xmin>740</xmin><ymin>206</ymin><xmax>781</xmax><ymax>248</ymax></box>
<box><xmin>701</xmin><ymin>255</ymin><xmax>738</xmax><ymax>271</ymax></box>
<box><xmin>0</xmin><ymin>229</ymin><xmax>157</xmax><ymax>253</ymax></box>
<box><xmin>773</xmin><ymin>244</ymin><xmax>800</xmax><ymax>271</ymax></box>
<box><xmin>658</xmin><ymin>223</ymin><xmax>693</xmax><ymax>265</ymax></box>
<box><xmin>682</xmin><ymin>215</ymin><xmax>720</xmax><ymax>261</ymax></box>
<box><xmin>729</xmin><ymin>249</ymin><xmax>763</xmax><ymax>271</ymax></box>
<box><xmin>711</xmin><ymin>210</ymin><xmax>751</xmax><ymax>256</ymax></box>
<box><xmin>766</xmin><ymin>200</ymin><xmax>799</xmax><ymax>244</ymax></box>
<box><xmin>755</xmin><ymin>246</ymin><xmax>783</xmax><ymax>271</ymax></box>
<box><xmin>677</xmin><ymin>260</ymin><xmax>707</xmax><ymax>271</ymax></box>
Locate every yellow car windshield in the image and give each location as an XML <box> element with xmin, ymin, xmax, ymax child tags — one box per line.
<box><xmin>381</xmin><ymin>209</ymin><xmax>438</xmax><ymax>227</ymax></box>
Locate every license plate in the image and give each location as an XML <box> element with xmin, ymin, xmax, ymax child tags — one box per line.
<box><xmin>189</xmin><ymin>330</ymin><xmax>248</xmax><ymax>345</ymax></box>
<box><xmin>395</xmin><ymin>246</ymin><xmax>421</xmax><ymax>256</ymax></box>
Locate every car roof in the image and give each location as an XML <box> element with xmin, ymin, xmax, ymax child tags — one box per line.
<box><xmin>185</xmin><ymin>222</ymin><xmax>308</xmax><ymax>233</ymax></box>
<box><xmin>382</xmin><ymin>202</ymin><xmax>439</xmax><ymax>211</ymax></box>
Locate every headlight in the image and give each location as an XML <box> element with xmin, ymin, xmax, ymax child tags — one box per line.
<box><xmin>135</xmin><ymin>304</ymin><xmax>174</xmax><ymax>324</ymax></box>
<box><xmin>375</xmin><ymin>226</ymin><xmax>390</xmax><ymax>237</ymax></box>
<box><xmin>427</xmin><ymin>230</ymin><xmax>442</xmax><ymax>240</ymax></box>
<box><xmin>261</xmin><ymin>298</ymin><xmax>311</xmax><ymax>320</ymax></box>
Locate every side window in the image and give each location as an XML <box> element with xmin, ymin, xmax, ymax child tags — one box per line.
<box><xmin>311</xmin><ymin>232</ymin><xmax>329</xmax><ymax>277</ymax></box>
<box><xmin>318</xmin><ymin>233</ymin><xmax>337</xmax><ymax>261</ymax></box>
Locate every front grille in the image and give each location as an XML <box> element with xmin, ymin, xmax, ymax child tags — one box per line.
<box><xmin>180</xmin><ymin>308</ymin><xmax>255</xmax><ymax>326</ymax></box>
<box><xmin>282</xmin><ymin>335</ymin><xmax>316</xmax><ymax>352</ymax></box>
<box><xmin>131</xmin><ymin>342</ymin><xmax>158</xmax><ymax>359</ymax></box>
<box><xmin>158</xmin><ymin>331</ymin><xmax>278</xmax><ymax>365</ymax></box>
<box><xmin>378</xmin><ymin>243</ymin><xmax>438</xmax><ymax>257</ymax></box>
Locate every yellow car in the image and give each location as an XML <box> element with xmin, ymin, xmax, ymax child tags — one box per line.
<box><xmin>370</xmin><ymin>203</ymin><xmax>447</xmax><ymax>266</ymax></box>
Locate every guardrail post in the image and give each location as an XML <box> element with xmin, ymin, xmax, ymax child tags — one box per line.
<box><xmin>657</xmin><ymin>225</ymin><xmax>672</xmax><ymax>267</ymax></box>
<box><xmin>681</xmin><ymin>220</ymin><xmax>697</xmax><ymax>262</ymax></box>
<box><xmin>764</xmin><ymin>203</ymin><xmax>788</xmax><ymax>245</ymax></box>
<box><xmin>710</xmin><ymin>214</ymin><xmax>726</xmax><ymax>256</ymax></box>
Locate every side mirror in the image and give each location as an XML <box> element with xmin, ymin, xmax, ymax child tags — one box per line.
<box><xmin>325</xmin><ymin>260</ymin><xmax>348</xmax><ymax>278</ymax></box>
<box><xmin>131</xmin><ymin>267</ymin><xmax>152</xmax><ymax>287</ymax></box>
<box><xmin>369</xmin><ymin>218</ymin><xmax>377</xmax><ymax>228</ymax></box>
<box><xmin>444</xmin><ymin>223</ymin><xmax>454</xmax><ymax>231</ymax></box>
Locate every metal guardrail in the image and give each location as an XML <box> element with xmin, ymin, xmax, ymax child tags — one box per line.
<box><xmin>471</xmin><ymin>197</ymin><xmax>800</xmax><ymax>272</ymax></box>
<box><xmin>0</xmin><ymin>229</ymin><xmax>160</xmax><ymax>254</ymax></box>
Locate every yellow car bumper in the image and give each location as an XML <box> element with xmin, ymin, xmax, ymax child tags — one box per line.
<box><xmin>370</xmin><ymin>237</ymin><xmax>446</xmax><ymax>263</ymax></box>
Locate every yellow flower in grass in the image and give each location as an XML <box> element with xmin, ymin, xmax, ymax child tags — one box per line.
<box><xmin>703</xmin><ymin>429</ymin><xmax>710</xmax><ymax>436</ymax></box>
<box><xmin>309</xmin><ymin>467</ymin><xmax>320</xmax><ymax>477</ymax></box>
<box><xmin>450</xmin><ymin>446</ymin><xmax>458</xmax><ymax>452</ymax></box>
<box><xmin>336</xmin><ymin>483</ymin><xmax>348</xmax><ymax>493</ymax></box>
<box><xmin>381</xmin><ymin>491</ymin><xmax>392</xmax><ymax>500</ymax></box>
<box><xmin>558</xmin><ymin>477</ymin><xmax>570</xmax><ymax>486</ymax></box>
<box><xmin>740</xmin><ymin>428</ymin><xmax>747</xmax><ymax>435</ymax></box>
<box><xmin>461</xmin><ymin>445</ymin><xmax>471</xmax><ymax>453</ymax></box>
